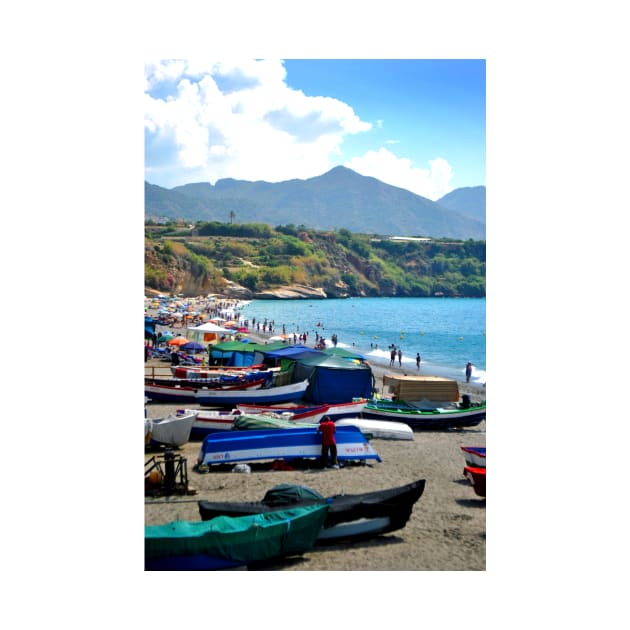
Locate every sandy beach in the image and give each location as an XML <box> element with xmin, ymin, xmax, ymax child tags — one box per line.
<box><xmin>144</xmin><ymin>317</ymin><xmax>486</xmax><ymax>571</ymax></box>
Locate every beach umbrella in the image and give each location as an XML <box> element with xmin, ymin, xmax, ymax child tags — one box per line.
<box><xmin>181</xmin><ymin>341</ymin><xmax>205</xmax><ymax>352</ymax></box>
<box><xmin>167</xmin><ymin>336</ymin><xmax>190</xmax><ymax>346</ymax></box>
<box><xmin>156</xmin><ymin>333</ymin><xmax>174</xmax><ymax>343</ymax></box>
<box><xmin>268</xmin><ymin>334</ymin><xmax>290</xmax><ymax>342</ymax></box>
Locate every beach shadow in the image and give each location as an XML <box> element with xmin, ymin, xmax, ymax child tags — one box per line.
<box><xmin>247</xmin><ymin>556</ymin><xmax>311</xmax><ymax>571</ymax></box>
<box><xmin>454</xmin><ymin>478</ymin><xmax>472</xmax><ymax>485</ymax></box>
<box><xmin>313</xmin><ymin>533</ymin><xmax>405</xmax><ymax>551</ymax></box>
<box><xmin>455</xmin><ymin>498</ymin><xmax>486</xmax><ymax>508</ymax></box>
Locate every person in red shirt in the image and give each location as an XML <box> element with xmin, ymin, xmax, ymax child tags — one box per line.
<box><xmin>317</xmin><ymin>416</ymin><xmax>338</xmax><ymax>468</ymax></box>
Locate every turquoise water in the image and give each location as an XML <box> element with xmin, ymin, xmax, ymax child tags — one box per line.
<box><xmin>240</xmin><ymin>297</ymin><xmax>486</xmax><ymax>385</ymax></box>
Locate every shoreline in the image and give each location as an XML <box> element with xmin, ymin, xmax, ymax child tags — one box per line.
<box><xmin>146</xmin><ymin>307</ymin><xmax>486</xmax><ymax>403</ymax></box>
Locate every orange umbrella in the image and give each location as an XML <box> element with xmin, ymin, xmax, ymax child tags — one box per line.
<box><xmin>167</xmin><ymin>336</ymin><xmax>190</xmax><ymax>346</ymax></box>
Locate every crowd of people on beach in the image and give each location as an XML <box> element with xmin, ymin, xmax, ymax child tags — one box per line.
<box><xmin>145</xmin><ymin>293</ymin><xmax>479</xmax><ymax>385</ymax></box>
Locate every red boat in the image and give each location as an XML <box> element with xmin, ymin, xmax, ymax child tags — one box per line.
<box><xmin>463</xmin><ymin>465</ymin><xmax>486</xmax><ymax>497</ymax></box>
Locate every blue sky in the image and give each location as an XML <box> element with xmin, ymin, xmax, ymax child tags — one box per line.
<box><xmin>145</xmin><ymin>59</ymin><xmax>485</xmax><ymax>200</ymax></box>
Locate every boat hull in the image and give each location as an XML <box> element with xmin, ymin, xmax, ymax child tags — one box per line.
<box><xmin>362</xmin><ymin>399</ymin><xmax>486</xmax><ymax>430</ymax></box>
<box><xmin>146</xmin><ymin>413</ymin><xmax>196</xmax><ymax>447</ymax></box>
<box><xmin>234</xmin><ymin>399</ymin><xmax>367</xmax><ymax>419</ymax></box>
<box><xmin>461</xmin><ymin>446</ymin><xmax>486</xmax><ymax>468</ymax></box>
<box><xmin>335</xmin><ymin>417</ymin><xmax>414</xmax><ymax>440</ymax></box>
<box><xmin>196</xmin><ymin>379</ymin><xmax>309</xmax><ymax>406</ymax></box>
<box><xmin>145</xmin><ymin>504</ymin><xmax>328</xmax><ymax>570</ymax></box>
<box><xmin>198</xmin><ymin>479</ymin><xmax>426</xmax><ymax>543</ymax></box>
<box><xmin>463</xmin><ymin>466</ymin><xmax>486</xmax><ymax>497</ymax></box>
<box><xmin>185</xmin><ymin>409</ymin><xmax>242</xmax><ymax>438</ymax></box>
<box><xmin>236</xmin><ymin>403</ymin><xmax>329</xmax><ymax>424</ymax></box>
<box><xmin>197</xmin><ymin>425</ymin><xmax>382</xmax><ymax>466</ymax></box>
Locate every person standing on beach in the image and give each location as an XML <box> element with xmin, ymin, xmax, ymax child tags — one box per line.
<box><xmin>466</xmin><ymin>361</ymin><xmax>473</xmax><ymax>382</ymax></box>
<box><xmin>317</xmin><ymin>416</ymin><xmax>338</xmax><ymax>468</ymax></box>
<box><xmin>390</xmin><ymin>347</ymin><xmax>396</xmax><ymax>366</ymax></box>
<box><xmin>416</xmin><ymin>352</ymin><xmax>421</xmax><ymax>371</ymax></box>
<box><xmin>397</xmin><ymin>349</ymin><xmax>402</xmax><ymax>366</ymax></box>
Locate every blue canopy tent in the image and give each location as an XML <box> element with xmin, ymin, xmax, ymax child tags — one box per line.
<box><xmin>289</xmin><ymin>354</ymin><xmax>374</xmax><ymax>404</ymax></box>
<box><xmin>145</xmin><ymin>316</ymin><xmax>156</xmax><ymax>340</ymax></box>
<box><xmin>209</xmin><ymin>340</ymin><xmax>288</xmax><ymax>367</ymax></box>
<box><xmin>259</xmin><ymin>344</ymin><xmax>324</xmax><ymax>361</ymax></box>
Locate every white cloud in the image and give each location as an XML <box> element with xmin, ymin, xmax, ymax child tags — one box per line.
<box><xmin>344</xmin><ymin>148</ymin><xmax>453</xmax><ymax>201</ymax></box>
<box><xmin>145</xmin><ymin>60</ymin><xmax>372</xmax><ymax>187</ymax></box>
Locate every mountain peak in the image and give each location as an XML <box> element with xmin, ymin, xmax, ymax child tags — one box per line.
<box><xmin>146</xmin><ymin>171</ymin><xmax>485</xmax><ymax>239</ymax></box>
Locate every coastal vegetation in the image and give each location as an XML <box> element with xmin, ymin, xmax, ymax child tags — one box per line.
<box><xmin>145</xmin><ymin>221</ymin><xmax>485</xmax><ymax>299</ymax></box>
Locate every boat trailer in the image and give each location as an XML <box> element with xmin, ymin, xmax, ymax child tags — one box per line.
<box><xmin>145</xmin><ymin>449</ymin><xmax>194</xmax><ymax>497</ymax></box>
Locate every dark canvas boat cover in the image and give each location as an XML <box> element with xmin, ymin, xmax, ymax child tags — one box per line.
<box><xmin>262</xmin><ymin>484</ymin><xmax>325</xmax><ymax>505</ymax></box>
<box><xmin>291</xmin><ymin>354</ymin><xmax>374</xmax><ymax>403</ymax></box>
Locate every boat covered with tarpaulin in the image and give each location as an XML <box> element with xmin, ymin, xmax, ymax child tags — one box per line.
<box><xmin>282</xmin><ymin>353</ymin><xmax>374</xmax><ymax>404</ymax></box>
<box><xmin>198</xmin><ymin>479</ymin><xmax>425</xmax><ymax>543</ymax></box>
<box><xmin>145</xmin><ymin>503</ymin><xmax>328</xmax><ymax>570</ymax></box>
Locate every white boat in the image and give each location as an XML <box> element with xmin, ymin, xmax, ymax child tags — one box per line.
<box><xmin>196</xmin><ymin>379</ymin><xmax>309</xmax><ymax>406</ymax></box>
<box><xmin>183</xmin><ymin>408</ymin><xmax>244</xmax><ymax>438</ymax></box>
<box><xmin>236</xmin><ymin>403</ymin><xmax>329</xmax><ymax>424</ymax></box>
<box><xmin>235</xmin><ymin>398</ymin><xmax>368</xmax><ymax>419</ymax></box>
<box><xmin>335</xmin><ymin>417</ymin><xmax>414</xmax><ymax>441</ymax></box>
<box><xmin>324</xmin><ymin>399</ymin><xmax>367</xmax><ymax>418</ymax></box>
<box><xmin>461</xmin><ymin>446</ymin><xmax>486</xmax><ymax>468</ymax></box>
<box><xmin>146</xmin><ymin>412</ymin><xmax>196</xmax><ymax>447</ymax></box>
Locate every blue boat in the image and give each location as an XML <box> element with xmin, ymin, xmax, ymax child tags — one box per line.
<box><xmin>197</xmin><ymin>425</ymin><xmax>382</xmax><ymax>467</ymax></box>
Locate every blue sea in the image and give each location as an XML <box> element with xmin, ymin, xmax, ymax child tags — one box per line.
<box><xmin>239</xmin><ymin>297</ymin><xmax>486</xmax><ymax>385</ymax></box>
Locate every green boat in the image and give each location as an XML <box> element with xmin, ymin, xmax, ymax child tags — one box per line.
<box><xmin>145</xmin><ymin>503</ymin><xmax>328</xmax><ymax>570</ymax></box>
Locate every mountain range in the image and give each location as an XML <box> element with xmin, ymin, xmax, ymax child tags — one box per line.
<box><xmin>145</xmin><ymin>166</ymin><xmax>485</xmax><ymax>240</ymax></box>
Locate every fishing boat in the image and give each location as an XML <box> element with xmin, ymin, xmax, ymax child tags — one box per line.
<box><xmin>232</xmin><ymin>413</ymin><xmax>315</xmax><ymax>431</ymax></box>
<box><xmin>365</xmin><ymin>374</ymin><xmax>486</xmax><ymax>429</ymax></box>
<box><xmin>145</xmin><ymin>412</ymin><xmax>196</xmax><ymax>447</ymax></box>
<box><xmin>461</xmin><ymin>446</ymin><xmax>486</xmax><ymax>468</ymax></box>
<box><xmin>196</xmin><ymin>379</ymin><xmax>309</xmax><ymax>406</ymax></box>
<box><xmin>182</xmin><ymin>406</ymin><xmax>326</xmax><ymax>438</ymax></box>
<box><xmin>148</xmin><ymin>369</ymin><xmax>273</xmax><ymax>389</ymax></box>
<box><xmin>170</xmin><ymin>364</ymin><xmax>267</xmax><ymax>378</ymax></box>
<box><xmin>144</xmin><ymin>378</ymin><xmax>266</xmax><ymax>404</ymax></box>
<box><xmin>362</xmin><ymin>397</ymin><xmax>486</xmax><ymax>429</ymax></box>
<box><xmin>463</xmin><ymin>466</ymin><xmax>486</xmax><ymax>497</ymax></box>
<box><xmin>197</xmin><ymin>425</ymin><xmax>382</xmax><ymax>467</ymax></box>
<box><xmin>198</xmin><ymin>479</ymin><xmax>425</xmax><ymax>544</ymax></box>
<box><xmin>180</xmin><ymin>408</ymin><xmax>243</xmax><ymax>438</ymax></box>
<box><xmin>335</xmin><ymin>417</ymin><xmax>414</xmax><ymax>441</ymax></box>
<box><xmin>236</xmin><ymin>403</ymin><xmax>329</xmax><ymax>424</ymax></box>
<box><xmin>236</xmin><ymin>398</ymin><xmax>367</xmax><ymax>420</ymax></box>
<box><xmin>145</xmin><ymin>504</ymin><xmax>328</xmax><ymax>570</ymax></box>
<box><xmin>324</xmin><ymin>398</ymin><xmax>369</xmax><ymax>418</ymax></box>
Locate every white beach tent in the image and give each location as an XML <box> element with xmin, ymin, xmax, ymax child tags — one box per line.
<box><xmin>187</xmin><ymin>321</ymin><xmax>232</xmax><ymax>345</ymax></box>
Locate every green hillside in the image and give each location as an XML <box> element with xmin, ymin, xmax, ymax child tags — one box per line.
<box><xmin>145</xmin><ymin>221</ymin><xmax>485</xmax><ymax>299</ymax></box>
